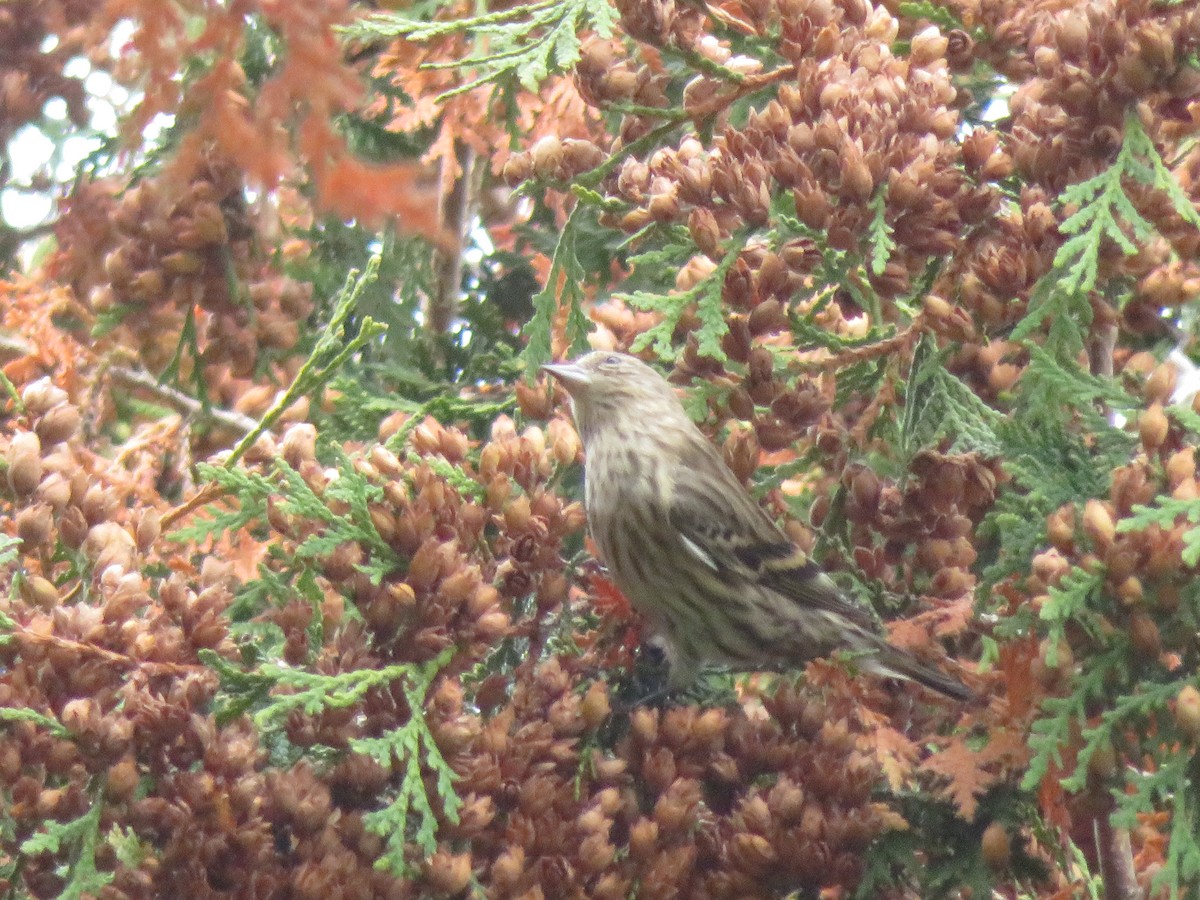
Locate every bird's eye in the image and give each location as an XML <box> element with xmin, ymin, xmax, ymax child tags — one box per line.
<box><xmin>601</xmin><ymin>354</ymin><xmax>621</xmax><ymax>368</ymax></box>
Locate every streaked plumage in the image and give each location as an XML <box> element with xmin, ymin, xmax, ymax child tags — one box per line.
<box><xmin>544</xmin><ymin>350</ymin><xmax>970</xmax><ymax>700</ymax></box>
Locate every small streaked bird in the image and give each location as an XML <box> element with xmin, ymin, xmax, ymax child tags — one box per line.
<box><xmin>543</xmin><ymin>350</ymin><xmax>971</xmax><ymax>700</ymax></box>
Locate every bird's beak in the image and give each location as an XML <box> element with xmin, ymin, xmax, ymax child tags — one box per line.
<box><xmin>541</xmin><ymin>362</ymin><xmax>591</xmax><ymax>393</ymax></box>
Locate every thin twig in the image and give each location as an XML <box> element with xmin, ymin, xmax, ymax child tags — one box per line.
<box><xmin>429</xmin><ymin>140</ymin><xmax>481</xmax><ymax>337</ymax></box>
<box><xmin>108</xmin><ymin>366</ymin><xmax>260</xmax><ymax>435</ymax></box>
<box><xmin>1094</xmin><ymin>808</ymin><xmax>1140</xmax><ymax>900</ymax></box>
<box><xmin>795</xmin><ymin>319</ymin><xmax>923</xmax><ymax>372</ymax></box>
<box><xmin>1089</xmin><ymin>321</ymin><xmax>1118</xmax><ymax>378</ymax></box>
<box><xmin>161</xmin><ymin>481</ymin><xmax>228</xmax><ymax>530</ymax></box>
<box><xmin>0</xmin><ymin>332</ymin><xmax>35</xmax><ymax>361</ymax></box>
<box><xmin>10</xmin><ymin>621</ymin><xmax>203</xmax><ymax>677</ymax></box>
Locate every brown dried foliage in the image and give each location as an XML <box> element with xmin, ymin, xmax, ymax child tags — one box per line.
<box><xmin>0</xmin><ymin>0</ymin><xmax>95</xmax><ymax>146</ymax></box>
<box><xmin>0</xmin><ymin>352</ymin><xmax>899</xmax><ymax>897</ymax></box>
<box><xmin>49</xmin><ymin>155</ymin><xmax>313</xmax><ymax>381</ymax></box>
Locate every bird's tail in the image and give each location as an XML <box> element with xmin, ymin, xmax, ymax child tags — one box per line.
<box><xmin>863</xmin><ymin>642</ymin><xmax>972</xmax><ymax>701</ymax></box>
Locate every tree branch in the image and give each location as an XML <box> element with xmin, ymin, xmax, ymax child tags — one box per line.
<box><xmin>1094</xmin><ymin>811</ymin><xmax>1140</xmax><ymax>900</ymax></box>
<box><xmin>107</xmin><ymin>366</ymin><xmax>261</xmax><ymax>435</ymax></box>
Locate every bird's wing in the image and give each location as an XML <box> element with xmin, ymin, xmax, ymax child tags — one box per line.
<box><xmin>668</xmin><ymin>441</ymin><xmax>877</xmax><ymax>631</ymax></box>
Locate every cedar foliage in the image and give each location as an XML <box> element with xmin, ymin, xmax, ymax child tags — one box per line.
<box><xmin>2</xmin><ymin>0</ymin><xmax>1200</xmax><ymax>897</ymax></box>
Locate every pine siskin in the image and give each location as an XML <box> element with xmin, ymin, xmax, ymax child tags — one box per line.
<box><xmin>544</xmin><ymin>350</ymin><xmax>971</xmax><ymax>700</ymax></box>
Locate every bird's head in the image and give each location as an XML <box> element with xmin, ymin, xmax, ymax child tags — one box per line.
<box><xmin>542</xmin><ymin>351</ymin><xmax>688</xmax><ymax>442</ymax></box>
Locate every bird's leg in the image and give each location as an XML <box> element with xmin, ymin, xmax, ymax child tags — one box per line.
<box><xmin>610</xmin><ymin>641</ymin><xmax>677</xmax><ymax>710</ymax></box>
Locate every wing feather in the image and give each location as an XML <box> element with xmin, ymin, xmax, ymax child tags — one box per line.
<box><xmin>667</xmin><ymin>440</ymin><xmax>876</xmax><ymax>631</ymax></box>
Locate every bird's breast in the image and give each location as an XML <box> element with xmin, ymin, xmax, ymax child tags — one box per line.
<box><xmin>584</xmin><ymin>443</ymin><xmax>669</xmax><ymax>572</ymax></box>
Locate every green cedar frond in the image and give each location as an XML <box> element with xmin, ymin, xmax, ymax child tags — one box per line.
<box><xmin>623</xmin><ymin>236</ymin><xmax>744</xmax><ymax>362</ymax></box>
<box><xmin>902</xmin><ymin>335</ymin><xmax>1006</xmax><ymax>460</ymax></box>
<box><xmin>521</xmin><ymin>205</ymin><xmax>594</xmax><ymax>376</ymax></box>
<box><xmin>1119</xmin><ymin>496</ymin><xmax>1200</xmax><ymax>566</ymax></box>
<box><xmin>167</xmin><ymin>464</ymin><xmax>275</xmax><ymax>544</ymax></box>
<box><xmin>345</xmin><ymin>0</ymin><xmax>619</xmax><ymax>97</ymax></box>
<box><xmin>1014</xmin><ymin>113</ymin><xmax>1200</xmax><ymax>360</ymax></box>
<box><xmin>868</xmin><ymin>188</ymin><xmax>896</xmax><ymax>277</ymax></box>
<box><xmin>226</xmin><ymin>258</ymin><xmax>386</xmax><ymax>467</ymax></box>
<box><xmin>353</xmin><ymin>648</ymin><xmax>462</xmax><ymax>873</ymax></box>
<box><xmin>0</xmin><ymin>533</ymin><xmax>19</xmax><ymax>569</ymax></box>
<box><xmin>20</xmin><ymin>789</ymin><xmax>112</xmax><ymax>899</ymax></box>
<box><xmin>896</xmin><ymin>1</ymin><xmax>987</xmax><ymax>41</ymax></box>
<box><xmin>201</xmin><ymin>647</ymin><xmax>461</xmax><ymax>876</ymax></box>
<box><xmin>0</xmin><ymin>705</ymin><xmax>71</xmax><ymax>738</ymax></box>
